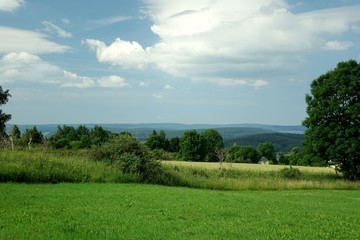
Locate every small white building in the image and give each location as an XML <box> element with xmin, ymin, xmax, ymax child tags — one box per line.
<box><xmin>259</xmin><ymin>157</ymin><xmax>269</xmax><ymax>165</ymax></box>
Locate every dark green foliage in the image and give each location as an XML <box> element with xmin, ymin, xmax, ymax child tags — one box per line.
<box><xmin>11</xmin><ymin>125</ymin><xmax>21</xmax><ymax>139</ymax></box>
<box><xmin>89</xmin><ymin>125</ymin><xmax>110</xmax><ymax>146</ymax></box>
<box><xmin>235</xmin><ymin>146</ymin><xmax>260</xmax><ymax>163</ymax></box>
<box><xmin>225</xmin><ymin>144</ymin><xmax>260</xmax><ymax>163</ymax></box>
<box><xmin>279</xmin><ymin>166</ymin><xmax>302</xmax><ymax>179</ymax></box>
<box><xmin>169</xmin><ymin>137</ymin><xmax>180</xmax><ymax>152</ymax></box>
<box><xmin>49</xmin><ymin>125</ymin><xmax>110</xmax><ymax>149</ymax></box>
<box><xmin>91</xmin><ymin>134</ymin><xmax>167</xmax><ymax>183</ymax></box>
<box><xmin>225</xmin><ymin>133</ymin><xmax>304</xmax><ymax>153</ymax></box>
<box><xmin>21</xmin><ymin>126</ymin><xmax>44</xmax><ymax>145</ymax></box>
<box><xmin>303</xmin><ymin>60</ymin><xmax>360</xmax><ymax>180</ymax></box>
<box><xmin>200</xmin><ymin>129</ymin><xmax>224</xmax><ymax>162</ymax></box>
<box><xmin>145</xmin><ymin>130</ymin><xmax>170</xmax><ymax>150</ymax></box>
<box><xmin>49</xmin><ymin>125</ymin><xmax>78</xmax><ymax>149</ymax></box>
<box><xmin>278</xmin><ymin>153</ymin><xmax>290</xmax><ymax>165</ymax></box>
<box><xmin>257</xmin><ymin>142</ymin><xmax>276</xmax><ymax>163</ymax></box>
<box><xmin>178</xmin><ymin>130</ymin><xmax>206</xmax><ymax>161</ymax></box>
<box><xmin>0</xmin><ymin>86</ymin><xmax>11</xmax><ymax>137</ymax></box>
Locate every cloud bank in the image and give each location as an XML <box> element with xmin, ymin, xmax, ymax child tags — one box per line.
<box><xmin>0</xmin><ymin>26</ymin><xmax>71</xmax><ymax>54</ymax></box>
<box><xmin>84</xmin><ymin>0</ymin><xmax>360</xmax><ymax>87</ymax></box>
<box><xmin>0</xmin><ymin>0</ymin><xmax>24</xmax><ymax>12</ymax></box>
<box><xmin>0</xmin><ymin>52</ymin><xmax>130</xmax><ymax>89</ymax></box>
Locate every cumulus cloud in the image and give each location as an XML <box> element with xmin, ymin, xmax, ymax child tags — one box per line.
<box><xmin>97</xmin><ymin>75</ymin><xmax>130</xmax><ymax>88</ymax></box>
<box><xmin>164</xmin><ymin>84</ymin><xmax>173</xmax><ymax>90</ymax></box>
<box><xmin>139</xmin><ymin>81</ymin><xmax>149</xmax><ymax>87</ymax></box>
<box><xmin>0</xmin><ymin>0</ymin><xmax>24</xmax><ymax>12</ymax></box>
<box><xmin>62</xmin><ymin>18</ymin><xmax>70</xmax><ymax>24</ymax></box>
<box><xmin>0</xmin><ymin>52</ymin><xmax>129</xmax><ymax>89</ymax></box>
<box><xmin>83</xmin><ymin>38</ymin><xmax>149</xmax><ymax>69</ymax></box>
<box><xmin>152</xmin><ymin>93</ymin><xmax>162</xmax><ymax>99</ymax></box>
<box><xmin>85</xmin><ymin>1</ymin><xmax>360</xmax><ymax>87</ymax></box>
<box><xmin>0</xmin><ymin>26</ymin><xmax>71</xmax><ymax>54</ymax></box>
<box><xmin>0</xmin><ymin>52</ymin><xmax>64</xmax><ymax>84</ymax></box>
<box><xmin>42</xmin><ymin>21</ymin><xmax>72</xmax><ymax>38</ymax></box>
<box><xmin>62</xmin><ymin>71</ymin><xmax>95</xmax><ymax>88</ymax></box>
<box><xmin>322</xmin><ymin>40</ymin><xmax>354</xmax><ymax>51</ymax></box>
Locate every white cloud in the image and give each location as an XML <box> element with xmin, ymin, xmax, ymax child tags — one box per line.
<box><xmin>85</xmin><ymin>1</ymin><xmax>360</xmax><ymax>86</ymax></box>
<box><xmin>42</xmin><ymin>21</ymin><xmax>72</xmax><ymax>38</ymax></box>
<box><xmin>0</xmin><ymin>0</ymin><xmax>24</xmax><ymax>12</ymax></box>
<box><xmin>0</xmin><ymin>52</ymin><xmax>129</xmax><ymax>89</ymax></box>
<box><xmin>97</xmin><ymin>75</ymin><xmax>130</xmax><ymax>88</ymax></box>
<box><xmin>251</xmin><ymin>79</ymin><xmax>270</xmax><ymax>89</ymax></box>
<box><xmin>62</xmin><ymin>71</ymin><xmax>95</xmax><ymax>88</ymax></box>
<box><xmin>83</xmin><ymin>38</ymin><xmax>150</xmax><ymax>69</ymax></box>
<box><xmin>0</xmin><ymin>26</ymin><xmax>71</xmax><ymax>54</ymax></box>
<box><xmin>206</xmin><ymin>77</ymin><xmax>268</xmax><ymax>88</ymax></box>
<box><xmin>92</xmin><ymin>15</ymin><xmax>131</xmax><ymax>26</ymax></box>
<box><xmin>139</xmin><ymin>81</ymin><xmax>149</xmax><ymax>87</ymax></box>
<box><xmin>152</xmin><ymin>93</ymin><xmax>162</xmax><ymax>99</ymax></box>
<box><xmin>164</xmin><ymin>84</ymin><xmax>173</xmax><ymax>90</ymax></box>
<box><xmin>62</xmin><ymin>18</ymin><xmax>70</xmax><ymax>24</ymax></box>
<box><xmin>322</xmin><ymin>40</ymin><xmax>354</xmax><ymax>51</ymax></box>
<box><xmin>0</xmin><ymin>52</ymin><xmax>64</xmax><ymax>84</ymax></box>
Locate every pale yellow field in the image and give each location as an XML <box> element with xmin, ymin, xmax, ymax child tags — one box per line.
<box><xmin>162</xmin><ymin>160</ymin><xmax>336</xmax><ymax>174</ymax></box>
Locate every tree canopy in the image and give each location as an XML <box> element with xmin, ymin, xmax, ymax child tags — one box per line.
<box><xmin>303</xmin><ymin>60</ymin><xmax>360</xmax><ymax>180</ymax></box>
<box><xmin>0</xmin><ymin>86</ymin><xmax>11</xmax><ymax>136</ymax></box>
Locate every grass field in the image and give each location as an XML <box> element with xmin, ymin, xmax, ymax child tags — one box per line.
<box><xmin>162</xmin><ymin>160</ymin><xmax>336</xmax><ymax>173</ymax></box>
<box><xmin>162</xmin><ymin>161</ymin><xmax>360</xmax><ymax>190</ymax></box>
<box><xmin>1</xmin><ymin>183</ymin><xmax>360</xmax><ymax>239</ymax></box>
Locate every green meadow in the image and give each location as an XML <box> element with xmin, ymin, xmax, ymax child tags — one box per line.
<box><xmin>1</xmin><ymin>183</ymin><xmax>360</xmax><ymax>240</ymax></box>
<box><xmin>1</xmin><ymin>150</ymin><xmax>360</xmax><ymax>239</ymax></box>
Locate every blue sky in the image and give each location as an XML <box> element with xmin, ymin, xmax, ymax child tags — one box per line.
<box><xmin>1</xmin><ymin>0</ymin><xmax>360</xmax><ymax>125</ymax></box>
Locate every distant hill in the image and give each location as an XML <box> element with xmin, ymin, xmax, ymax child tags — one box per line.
<box><xmin>225</xmin><ymin>132</ymin><xmax>304</xmax><ymax>153</ymax></box>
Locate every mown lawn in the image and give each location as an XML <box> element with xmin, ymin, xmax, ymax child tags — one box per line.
<box><xmin>1</xmin><ymin>183</ymin><xmax>360</xmax><ymax>239</ymax></box>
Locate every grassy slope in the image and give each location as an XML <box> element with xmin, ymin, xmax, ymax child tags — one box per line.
<box><xmin>1</xmin><ymin>183</ymin><xmax>360</xmax><ymax>240</ymax></box>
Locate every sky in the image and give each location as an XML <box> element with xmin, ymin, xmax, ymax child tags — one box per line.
<box><xmin>1</xmin><ymin>0</ymin><xmax>360</xmax><ymax>125</ymax></box>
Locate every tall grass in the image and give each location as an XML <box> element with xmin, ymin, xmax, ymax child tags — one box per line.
<box><xmin>0</xmin><ymin>150</ymin><xmax>135</xmax><ymax>183</ymax></box>
<box><xmin>163</xmin><ymin>163</ymin><xmax>360</xmax><ymax>190</ymax></box>
<box><xmin>1</xmin><ymin>150</ymin><xmax>359</xmax><ymax>190</ymax></box>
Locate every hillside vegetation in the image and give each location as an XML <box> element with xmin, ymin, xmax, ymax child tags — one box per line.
<box><xmin>225</xmin><ymin>132</ymin><xmax>304</xmax><ymax>152</ymax></box>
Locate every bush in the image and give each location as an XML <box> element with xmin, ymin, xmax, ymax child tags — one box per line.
<box><xmin>91</xmin><ymin>134</ymin><xmax>171</xmax><ymax>184</ymax></box>
<box><xmin>279</xmin><ymin>166</ymin><xmax>302</xmax><ymax>179</ymax></box>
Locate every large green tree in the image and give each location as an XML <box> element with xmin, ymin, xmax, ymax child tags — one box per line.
<box><xmin>0</xmin><ymin>86</ymin><xmax>11</xmax><ymax>136</ymax></box>
<box><xmin>146</xmin><ymin>130</ymin><xmax>169</xmax><ymax>151</ymax></box>
<box><xmin>303</xmin><ymin>60</ymin><xmax>360</xmax><ymax>180</ymax></box>
<box><xmin>179</xmin><ymin>130</ymin><xmax>206</xmax><ymax>161</ymax></box>
<box><xmin>225</xmin><ymin>144</ymin><xmax>260</xmax><ymax>163</ymax></box>
<box><xmin>257</xmin><ymin>142</ymin><xmax>276</xmax><ymax>163</ymax></box>
<box><xmin>200</xmin><ymin>129</ymin><xmax>224</xmax><ymax>162</ymax></box>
